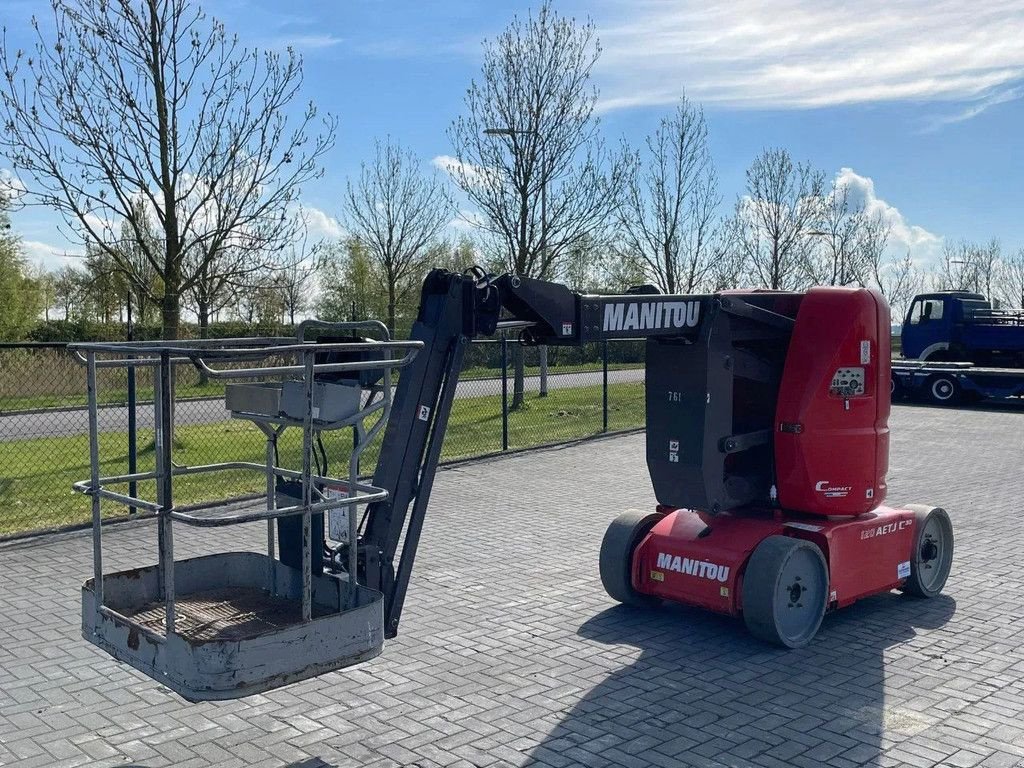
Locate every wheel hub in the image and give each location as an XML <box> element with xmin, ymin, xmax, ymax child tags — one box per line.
<box><xmin>787</xmin><ymin>581</ymin><xmax>804</xmax><ymax>606</ymax></box>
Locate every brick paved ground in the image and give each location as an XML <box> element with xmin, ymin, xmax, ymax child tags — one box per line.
<box><xmin>1</xmin><ymin>403</ymin><xmax>1023</xmax><ymax>768</ymax></box>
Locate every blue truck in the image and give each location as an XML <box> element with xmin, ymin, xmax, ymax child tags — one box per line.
<box><xmin>893</xmin><ymin>291</ymin><xmax>1024</xmax><ymax>405</ymax></box>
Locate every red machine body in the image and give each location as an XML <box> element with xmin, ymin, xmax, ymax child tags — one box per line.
<box><xmin>774</xmin><ymin>287</ymin><xmax>892</xmax><ymax>516</ymax></box>
<box><xmin>615</xmin><ymin>287</ymin><xmax>943</xmax><ymax>641</ymax></box>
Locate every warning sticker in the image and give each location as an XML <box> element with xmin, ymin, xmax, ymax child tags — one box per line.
<box><xmin>418</xmin><ymin>405</ymin><xmax>431</xmax><ymax>421</ymax></box>
<box><xmin>669</xmin><ymin>440</ymin><xmax>679</xmax><ymax>451</ymax></box>
<box><xmin>650</xmin><ymin>570</ymin><xmax>664</xmax><ymax>582</ymax></box>
<box><xmin>860</xmin><ymin>340</ymin><xmax>871</xmax><ymax>364</ymax></box>
<box><xmin>562</xmin><ymin>322</ymin><xmax>573</xmax><ymax>336</ymax></box>
<box><xmin>897</xmin><ymin>561</ymin><xmax>911</xmax><ymax>579</ymax></box>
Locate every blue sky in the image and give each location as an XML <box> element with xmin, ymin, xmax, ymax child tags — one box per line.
<box><xmin>4</xmin><ymin>0</ymin><xmax>1024</xmax><ymax>270</ymax></box>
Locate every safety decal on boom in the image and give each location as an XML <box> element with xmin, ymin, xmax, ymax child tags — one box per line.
<box><xmin>418</xmin><ymin>405</ymin><xmax>431</xmax><ymax>421</ymax></box>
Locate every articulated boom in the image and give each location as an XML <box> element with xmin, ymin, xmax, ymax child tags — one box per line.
<box><xmin>76</xmin><ymin>267</ymin><xmax>952</xmax><ymax>701</ymax></box>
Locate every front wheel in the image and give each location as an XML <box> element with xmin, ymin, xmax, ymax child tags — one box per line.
<box><xmin>901</xmin><ymin>505</ymin><xmax>954</xmax><ymax>598</ymax></box>
<box><xmin>599</xmin><ymin>510</ymin><xmax>662</xmax><ymax>607</ymax></box>
<box><xmin>742</xmin><ymin>536</ymin><xmax>828</xmax><ymax>649</ymax></box>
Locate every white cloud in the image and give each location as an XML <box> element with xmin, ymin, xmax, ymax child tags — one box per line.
<box><xmin>595</xmin><ymin>0</ymin><xmax>1024</xmax><ymax>118</ymax></box>
<box><xmin>300</xmin><ymin>205</ymin><xmax>344</xmax><ymax>241</ymax></box>
<box><xmin>0</xmin><ymin>168</ymin><xmax>27</xmax><ymax>199</ymax></box>
<box><xmin>279</xmin><ymin>34</ymin><xmax>344</xmax><ymax>50</ymax></box>
<box><xmin>20</xmin><ymin>240</ymin><xmax>84</xmax><ymax>269</ymax></box>
<box><xmin>834</xmin><ymin>167</ymin><xmax>942</xmax><ymax>266</ymax></box>
<box><xmin>431</xmin><ymin>155</ymin><xmax>494</xmax><ymax>188</ymax></box>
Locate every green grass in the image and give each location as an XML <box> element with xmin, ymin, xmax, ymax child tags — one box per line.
<box><xmin>0</xmin><ymin>381</ymin><xmax>645</xmax><ymax>536</ymax></box>
<box><xmin>459</xmin><ymin>361</ymin><xmax>639</xmax><ymax>380</ymax></box>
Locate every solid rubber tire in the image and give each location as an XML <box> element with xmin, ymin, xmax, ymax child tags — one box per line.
<box><xmin>902</xmin><ymin>505</ymin><xmax>954</xmax><ymax>598</ymax></box>
<box><xmin>742</xmin><ymin>535</ymin><xmax>828</xmax><ymax>649</ymax></box>
<box><xmin>599</xmin><ymin>510</ymin><xmax>662</xmax><ymax>607</ymax></box>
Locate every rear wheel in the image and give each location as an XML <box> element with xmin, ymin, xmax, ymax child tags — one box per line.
<box><xmin>901</xmin><ymin>505</ymin><xmax>954</xmax><ymax>598</ymax></box>
<box><xmin>742</xmin><ymin>536</ymin><xmax>828</xmax><ymax>649</ymax></box>
<box><xmin>599</xmin><ymin>510</ymin><xmax>662</xmax><ymax>607</ymax></box>
<box><xmin>926</xmin><ymin>374</ymin><xmax>960</xmax><ymax>405</ymax></box>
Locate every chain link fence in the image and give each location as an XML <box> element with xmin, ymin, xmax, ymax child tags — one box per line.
<box><xmin>0</xmin><ymin>339</ymin><xmax>645</xmax><ymax>539</ymax></box>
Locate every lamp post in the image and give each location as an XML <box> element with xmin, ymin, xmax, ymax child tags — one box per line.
<box><xmin>483</xmin><ymin>126</ymin><xmax>549</xmax><ymax>397</ymax></box>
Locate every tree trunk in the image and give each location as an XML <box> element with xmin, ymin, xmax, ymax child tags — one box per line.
<box><xmin>161</xmin><ymin>274</ymin><xmax>181</xmax><ymax>340</ymax></box>
<box><xmin>197</xmin><ymin>299</ymin><xmax>210</xmax><ymax>384</ymax></box>
<box><xmin>511</xmin><ymin>344</ymin><xmax>525</xmax><ymax>410</ymax></box>
<box><xmin>387</xmin><ymin>282</ymin><xmax>397</xmax><ymax>336</ymax></box>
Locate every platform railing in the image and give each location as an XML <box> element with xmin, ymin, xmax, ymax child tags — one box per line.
<box><xmin>71</xmin><ymin>326</ymin><xmax>423</xmax><ymax>635</ymax></box>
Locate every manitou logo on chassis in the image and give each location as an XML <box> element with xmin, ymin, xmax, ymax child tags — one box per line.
<box><xmin>602</xmin><ymin>301</ymin><xmax>700</xmax><ymax>333</ymax></box>
<box><xmin>656</xmin><ymin>553</ymin><xmax>730</xmax><ymax>582</ymax></box>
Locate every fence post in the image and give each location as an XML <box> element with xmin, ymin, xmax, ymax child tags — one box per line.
<box><xmin>501</xmin><ymin>335</ymin><xmax>509</xmax><ymax>451</ymax></box>
<box><xmin>602</xmin><ymin>340</ymin><xmax>609</xmax><ymax>433</ymax></box>
<box><xmin>126</xmin><ymin>303</ymin><xmax>137</xmax><ymax>515</ymax></box>
<box><xmin>539</xmin><ymin>345</ymin><xmax>548</xmax><ymax>397</ymax></box>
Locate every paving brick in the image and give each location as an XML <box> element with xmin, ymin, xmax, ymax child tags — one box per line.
<box><xmin>1</xmin><ymin>406</ymin><xmax>1023</xmax><ymax>767</ymax></box>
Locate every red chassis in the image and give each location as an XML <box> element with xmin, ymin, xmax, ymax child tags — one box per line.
<box><xmin>634</xmin><ymin>504</ymin><xmax>916</xmax><ymax>616</ymax></box>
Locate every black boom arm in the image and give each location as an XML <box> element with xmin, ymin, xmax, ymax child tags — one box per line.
<box><xmin>356</xmin><ymin>269</ymin><xmax>788</xmax><ymax>637</ymax></box>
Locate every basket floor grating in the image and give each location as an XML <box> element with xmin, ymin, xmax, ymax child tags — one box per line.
<box><xmin>126</xmin><ymin>587</ymin><xmax>333</xmax><ymax>642</ymax></box>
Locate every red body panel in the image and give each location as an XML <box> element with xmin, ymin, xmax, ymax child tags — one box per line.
<box><xmin>634</xmin><ymin>505</ymin><xmax>916</xmax><ymax>614</ymax></box>
<box><xmin>633</xmin><ymin>509</ymin><xmax>783</xmax><ymax>615</ymax></box>
<box><xmin>774</xmin><ymin>287</ymin><xmax>891</xmax><ymax>516</ymax></box>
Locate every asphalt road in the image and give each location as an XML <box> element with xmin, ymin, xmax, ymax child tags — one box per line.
<box><xmin>0</xmin><ymin>368</ymin><xmax>646</xmax><ymax>441</ymax></box>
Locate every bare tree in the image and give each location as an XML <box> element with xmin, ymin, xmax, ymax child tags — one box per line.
<box><xmin>730</xmin><ymin>148</ymin><xmax>824</xmax><ymax>290</ymax></box>
<box><xmin>933</xmin><ymin>239</ymin><xmax>1000</xmax><ymax>297</ymax></box>
<box><xmin>449</xmin><ymin>2</ymin><xmax>626</xmax><ymax>278</ymax></box>
<box><xmin>274</xmin><ymin>230</ymin><xmax>324</xmax><ymax>326</ymax></box>
<box><xmin>997</xmin><ymin>248</ymin><xmax>1024</xmax><ymax>308</ymax></box>
<box><xmin>114</xmin><ymin>200</ymin><xmax>161</xmax><ymax>324</ymax></box>
<box><xmin>618</xmin><ymin>96</ymin><xmax>723</xmax><ymax>294</ymax></box>
<box><xmin>1</xmin><ymin>0</ymin><xmax>334</xmax><ymax>338</ymax></box>
<box><xmin>803</xmin><ymin>180</ymin><xmax>878</xmax><ymax>286</ymax></box>
<box><xmin>447</xmin><ymin>1</ymin><xmax>627</xmax><ymax>406</ymax></box>
<box><xmin>344</xmin><ymin>139</ymin><xmax>453</xmax><ymax>334</ymax></box>
<box><xmin>872</xmin><ymin>250</ymin><xmax>921</xmax><ymax>322</ymax></box>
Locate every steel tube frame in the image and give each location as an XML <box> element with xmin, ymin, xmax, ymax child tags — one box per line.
<box><xmin>86</xmin><ymin>352</ymin><xmax>103</xmax><ymax>625</ymax></box>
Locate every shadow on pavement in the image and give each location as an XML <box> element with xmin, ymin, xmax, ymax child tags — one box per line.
<box><xmin>527</xmin><ymin>592</ymin><xmax>956</xmax><ymax>768</ymax></box>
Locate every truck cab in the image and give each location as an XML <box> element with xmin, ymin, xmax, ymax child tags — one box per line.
<box><xmin>901</xmin><ymin>291</ymin><xmax>1024</xmax><ymax>366</ymax></box>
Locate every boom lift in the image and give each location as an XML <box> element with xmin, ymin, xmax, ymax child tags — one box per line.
<box><xmin>74</xmin><ymin>269</ymin><xmax>954</xmax><ymax>701</ymax></box>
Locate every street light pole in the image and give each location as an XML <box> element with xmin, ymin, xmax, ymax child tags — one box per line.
<box><xmin>483</xmin><ymin>126</ymin><xmax>549</xmax><ymax>397</ymax></box>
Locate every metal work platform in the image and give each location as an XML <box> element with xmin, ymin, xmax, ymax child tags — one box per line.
<box><xmin>71</xmin><ymin>322</ymin><xmax>422</xmax><ymax>701</ymax></box>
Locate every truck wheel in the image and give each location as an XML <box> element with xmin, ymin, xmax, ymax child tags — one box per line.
<box><xmin>742</xmin><ymin>536</ymin><xmax>828</xmax><ymax>649</ymax></box>
<box><xmin>926</xmin><ymin>374</ymin><xmax>960</xmax><ymax>405</ymax></box>
<box><xmin>901</xmin><ymin>505</ymin><xmax>954</xmax><ymax>598</ymax></box>
<box><xmin>890</xmin><ymin>374</ymin><xmax>902</xmax><ymax>401</ymax></box>
<box><xmin>599</xmin><ymin>510</ymin><xmax>662</xmax><ymax>607</ymax></box>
